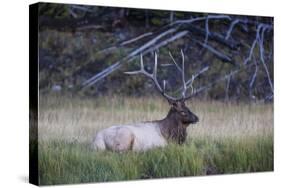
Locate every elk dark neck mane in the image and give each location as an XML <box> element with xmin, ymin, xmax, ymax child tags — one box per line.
<box><xmin>157</xmin><ymin>108</ymin><xmax>188</xmax><ymax>144</ymax></box>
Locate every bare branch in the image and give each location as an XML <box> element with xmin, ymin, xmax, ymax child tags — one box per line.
<box><xmin>249</xmin><ymin>57</ymin><xmax>258</xmax><ymax>97</ymax></box>
<box><xmin>192</xmin><ymin>38</ymin><xmax>233</xmax><ymax>63</ymax></box>
<box><xmin>143</xmin><ymin>31</ymin><xmax>188</xmax><ymax>54</ymax></box>
<box><xmin>258</xmin><ymin>24</ymin><xmax>274</xmax><ymax>93</ymax></box>
<box><xmin>204</xmin><ymin>15</ymin><xmax>210</xmax><ymax>45</ymax></box>
<box><xmin>185</xmin><ymin>61</ymin><xmax>261</xmax><ymax>100</ymax></box>
<box><xmin>243</xmin><ymin>39</ymin><xmax>257</xmax><ymax>65</ymax></box>
<box><xmin>185</xmin><ymin>23</ymin><xmax>239</xmax><ymax>50</ymax></box>
<box><xmin>187</xmin><ymin>67</ymin><xmax>241</xmax><ymax>99</ymax></box>
<box><xmin>121</xmin><ymin>32</ymin><xmax>153</xmax><ymax>46</ymax></box>
<box><xmin>243</xmin><ymin>22</ymin><xmax>273</xmax><ymax>96</ymax></box>
<box><xmin>68</xmin><ymin>7</ymin><xmax>78</xmax><ymax>18</ymax></box>
<box><xmin>171</xmin><ymin>15</ymin><xmax>231</xmax><ymax>25</ymax></box>
<box><xmin>96</xmin><ymin>46</ymin><xmax>117</xmax><ymax>54</ymax></box>
<box><xmin>225</xmin><ymin>19</ymin><xmax>240</xmax><ymax>40</ymax></box>
<box><xmin>82</xmin><ymin>28</ymin><xmax>179</xmax><ymax>89</ymax></box>
<box><xmin>244</xmin><ymin>23</ymin><xmax>273</xmax><ymax>65</ymax></box>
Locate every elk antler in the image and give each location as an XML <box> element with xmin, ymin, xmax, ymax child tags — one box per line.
<box><xmin>125</xmin><ymin>51</ymin><xmax>202</xmax><ymax>102</ymax></box>
<box><xmin>125</xmin><ymin>53</ymin><xmax>178</xmax><ymax>101</ymax></box>
<box><xmin>169</xmin><ymin>49</ymin><xmax>195</xmax><ymax>99</ymax></box>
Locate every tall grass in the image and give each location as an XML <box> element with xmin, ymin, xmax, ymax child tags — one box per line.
<box><xmin>37</xmin><ymin>95</ymin><xmax>273</xmax><ymax>185</ymax></box>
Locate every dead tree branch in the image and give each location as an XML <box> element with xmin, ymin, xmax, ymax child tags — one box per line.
<box><xmin>258</xmin><ymin>24</ymin><xmax>274</xmax><ymax>93</ymax></box>
<box><xmin>190</xmin><ymin>36</ymin><xmax>233</xmax><ymax>63</ymax></box>
<box><xmin>77</xmin><ymin>13</ymin><xmax>272</xmax><ymax>101</ymax></box>
<box><xmin>82</xmin><ymin>29</ymin><xmax>188</xmax><ymax>89</ymax></box>
<box><xmin>188</xmin><ymin>64</ymin><xmax>254</xmax><ymax>99</ymax></box>
<box><xmin>225</xmin><ymin>19</ymin><xmax>240</xmax><ymax>40</ymax></box>
<box><xmin>171</xmin><ymin>15</ymin><xmax>231</xmax><ymax>25</ymax></box>
<box><xmin>249</xmin><ymin>57</ymin><xmax>258</xmax><ymax>97</ymax></box>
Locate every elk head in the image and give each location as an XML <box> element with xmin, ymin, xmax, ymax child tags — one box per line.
<box><xmin>168</xmin><ymin>100</ymin><xmax>199</xmax><ymax>126</ymax></box>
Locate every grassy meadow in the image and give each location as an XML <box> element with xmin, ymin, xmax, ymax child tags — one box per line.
<box><xmin>37</xmin><ymin>95</ymin><xmax>273</xmax><ymax>185</ymax></box>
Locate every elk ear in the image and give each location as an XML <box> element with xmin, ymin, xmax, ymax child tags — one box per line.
<box><xmin>167</xmin><ymin>98</ymin><xmax>174</xmax><ymax>106</ymax></box>
<box><xmin>168</xmin><ymin>100</ymin><xmax>179</xmax><ymax>109</ymax></box>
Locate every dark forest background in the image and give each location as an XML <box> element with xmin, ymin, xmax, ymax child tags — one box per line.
<box><xmin>38</xmin><ymin>3</ymin><xmax>273</xmax><ymax>102</ymax></box>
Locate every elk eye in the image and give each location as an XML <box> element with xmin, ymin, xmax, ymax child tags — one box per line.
<box><xmin>180</xmin><ymin>111</ymin><xmax>186</xmax><ymax>116</ymax></box>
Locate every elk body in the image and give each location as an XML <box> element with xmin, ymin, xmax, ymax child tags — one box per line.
<box><xmin>92</xmin><ymin>51</ymin><xmax>199</xmax><ymax>152</ymax></box>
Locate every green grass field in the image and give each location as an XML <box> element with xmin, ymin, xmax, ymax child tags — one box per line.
<box><xmin>36</xmin><ymin>96</ymin><xmax>273</xmax><ymax>185</ymax></box>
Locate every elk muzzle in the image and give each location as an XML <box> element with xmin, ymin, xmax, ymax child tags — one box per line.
<box><xmin>190</xmin><ymin>114</ymin><xmax>199</xmax><ymax>124</ymax></box>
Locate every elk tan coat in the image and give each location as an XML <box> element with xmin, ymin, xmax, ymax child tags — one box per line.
<box><xmin>92</xmin><ymin>103</ymin><xmax>198</xmax><ymax>152</ymax></box>
<box><xmin>92</xmin><ymin>122</ymin><xmax>167</xmax><ymax>152</ymax></box>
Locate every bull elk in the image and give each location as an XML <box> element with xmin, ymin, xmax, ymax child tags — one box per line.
<box><xmin>92</xmin><ymin>50</ymin><xmax>199</xmax><ymax>152</ymax></box>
